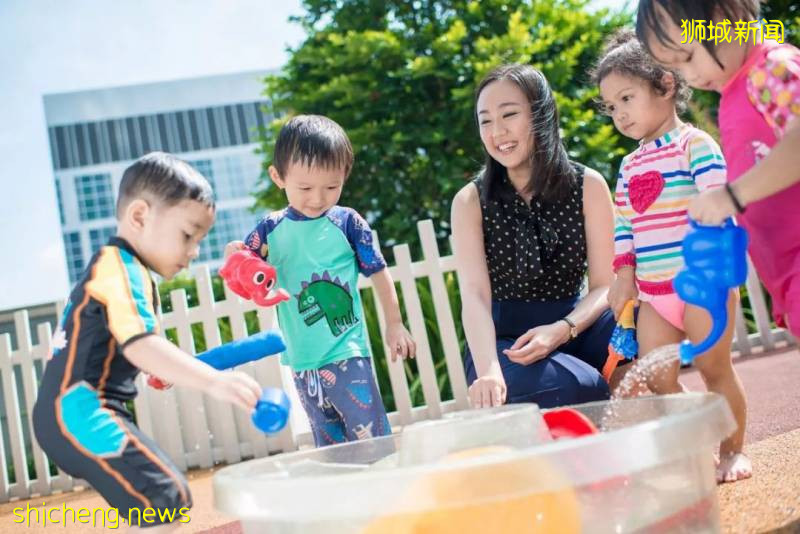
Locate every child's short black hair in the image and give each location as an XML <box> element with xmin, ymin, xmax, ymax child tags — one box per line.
<box><xmin>636</xmin><ymin>0</ymin><xmax>760</xmax><ymax>69</ymax></box>
<box><xmin>272</xmin><ymin>114</ymin><xmax>354</xmax><ymax>179</ymax></box>
<box><xmin>116</xmin><ymin>152</ymin><xmax>215</xmax><ymax>217</ymax></box>
<box><xmin>592</xmin><ymin>29</ymin><xmax>691</xmax><ymax>113</ymax></box>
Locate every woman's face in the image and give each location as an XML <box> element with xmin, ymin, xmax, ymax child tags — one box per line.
<box><xmin>477</xmin><ymin>79</ymin><xmax>534</xmax><ymax>174</ymax></box>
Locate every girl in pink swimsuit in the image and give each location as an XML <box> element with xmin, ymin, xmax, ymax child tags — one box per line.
<box><xmin>636</xmin><ymin>0</ymin><xmax>800</xmax><ymax>483</ymax></box>
<box><xmin>595</xmin><ymin>27</ymin><xmax>750</xmax><ymax>484</ymax></box>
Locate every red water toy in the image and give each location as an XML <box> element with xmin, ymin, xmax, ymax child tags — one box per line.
<box><xmin>543</xmin><ymin>408</ymin><xmax>598</xmax><ymax>440</ymax></box>
<box><xmin>219</xmin><ymin>250</ymin><xmax>290</xmax><ymax>307</ymax></box>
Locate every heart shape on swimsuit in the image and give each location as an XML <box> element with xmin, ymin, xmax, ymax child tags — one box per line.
<box><xmin>628</xmin><ymin>170</ymin><xmax>665</xmax><ymax>214</ymax></box>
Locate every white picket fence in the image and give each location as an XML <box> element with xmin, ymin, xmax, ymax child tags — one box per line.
<box><xmin>0</xmin><ymin>219</ymin><xmax>795</xmax><ymax>503</ymax></box>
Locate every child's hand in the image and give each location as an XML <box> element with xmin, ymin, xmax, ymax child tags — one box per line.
<box><xmin>503</xmin><ymin>322</ymin><xmax>570</xmax><ymax>365</ymax></box>
<box><xmin>206</xmin><ymin>371</ymin><xmax>262</xmax><ymax>413</ymax></box>
<box><xmin>468</xmin><ymin>368</ymin><xmax>506</xmax><ymax>408</ymax></box>
<box><xmin>224</xmin><ymin>240</ymin><xmax>247</xmax><ymax>259</ymax></box>
<box><xmin>385</xmin><ymin>321</ymin><xmax>416</xmax><ymax>362</ymax></box>
<box><xmin>608</xmin><ymin>268</ymin><xmax>638</xmax><ymax>320</ymax></box>
<box><xmin>688</xmin><ymin>188</ymin><xmax>737</xmax><ymax>226</ymax></box>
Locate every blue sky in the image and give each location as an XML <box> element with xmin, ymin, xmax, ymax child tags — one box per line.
<box><xmin>0</xmin><ymin>0</ymin><xmax>629</xmax><ymax>311</ymax></box>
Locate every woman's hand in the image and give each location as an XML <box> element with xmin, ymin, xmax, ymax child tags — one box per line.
<box><xmin>503</xmin><ymin>322</ymin><xmax>571</xmax><ymax>365</ymax></box>
<box><xmin>608</xmin><ymin>267</ymin><xmax>639</xmax><ymax>320</ymax></box>
<box><xmin>468</xmin><ymin>365</ymin><xmax>507</xmax><ymax>408</ymax></box>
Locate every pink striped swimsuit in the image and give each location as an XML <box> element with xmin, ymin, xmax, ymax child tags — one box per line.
<box><xmin>613</xmin><ymin>124</ymin><xmax>727</xmax><ymax>314</ymax></box>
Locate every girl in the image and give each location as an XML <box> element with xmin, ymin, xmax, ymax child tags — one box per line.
<box><xmin>637</xmin><ymin>0</ymin><xmax>800</xmax><ymax>344</ymax></box>
<box><xmin>595</xmin><ymin>30</ymin><xmax>750</xmax><ymax>483</ymax></box>
<box><xmin>451</xmin><ymin>64</ymin><xmax>617</xmax><ymax>410</ymax></box>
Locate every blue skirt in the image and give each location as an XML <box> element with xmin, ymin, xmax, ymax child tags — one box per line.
<box><xmin>464</xmin><ymin>298</ymin><xmax>614</xmax><ymax>408</ymax></box>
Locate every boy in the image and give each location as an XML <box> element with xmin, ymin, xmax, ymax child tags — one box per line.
<box><xmin>226</xmin><ymin>115</ymin><xmax>415</xmax><ymax>447</ymax></box>
<box><xmin>33</xmin><ymin>152</ymin><xmax>262</xmax><ymax>531</ymax></box>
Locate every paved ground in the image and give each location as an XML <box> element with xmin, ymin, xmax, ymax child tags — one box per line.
<box><xmin>1</xmin><ymin>348</ymin><xmax>798</xmax><ymax>533</ymax></box>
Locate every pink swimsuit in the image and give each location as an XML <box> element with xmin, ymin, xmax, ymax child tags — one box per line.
<box><xmin>718</xmin><ymin>42</ymin><xmax>800</xmax><ymax>335</ymax></box>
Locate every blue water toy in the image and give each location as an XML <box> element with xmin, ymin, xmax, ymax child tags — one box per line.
<box><xmin>198</xmin><ymin>330</ymin><xmax>291</xmax><ymax>434</ymax></box>
<box><xmin>673</xmin><ymin>218</ymin><xmax>748</xmax><ymax>364</ymax></box>
<box><xmin>148</xmin><ymin>330</ymin><xmax>290</xmax><ymax>434</ymax></box>
<box><xmin>196</xmin><ymin>329</ymin><xmax>285</xmax><ymax>369</ymax></box>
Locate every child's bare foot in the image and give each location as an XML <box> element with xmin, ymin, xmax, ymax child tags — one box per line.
<box><xmin>716</xmin><ymin>452</ymin><xmax>752</xmax><ymax>483</ymax></box>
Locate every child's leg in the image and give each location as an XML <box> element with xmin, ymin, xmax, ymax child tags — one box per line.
<box><xmin>636</xmin><ymin>301</ymin><xmax>685</xmax><ymax>395</ymax></box>
<box><xmin>684</xmin><ymin>290</ymin><xmax>751</xmax><ymax>483</ymax></box>
<box><xmin>321</xmin><ymin>358</ymin><xmax>392</xmax><ymax>440</ymax></box>
<box><xmin>33</xmin><ymin>393</ymin><xmax>191</xmax><ymax>530</ymax></box>
<box><xmin>609</xmin><ymin>361</ymin><xmax>651</xmax><ymax>397</ymax></box>
<box><xmin>292</xmin><ymin>370</ymin><xmax>348</xmax><ymax>447</ymax></box>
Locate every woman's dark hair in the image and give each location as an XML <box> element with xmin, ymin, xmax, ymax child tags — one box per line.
<box><xmin>475</xmin><ymin>64</ymin><xmax>574</xmax><ymax>204</ymax></box>
<box><xmin>636</xmin><ymin>0</ymin><xmax>760</xmax><ymax>69</ymax></box>
<box><xmin>592</xmin><ymin>29</ymin><xmax>691</xmax><ymax>113</ymax></box>
<box><xmin>272</xmin><ymin>114</ymin><xmax>354</xmax><ymax>179</ymax></box>
<box><xmin>116</xmin><ymin>151</ymin><xmax>215</xmax><ymax>217</ymax></box>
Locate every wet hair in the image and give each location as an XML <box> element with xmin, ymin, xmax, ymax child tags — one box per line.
<box><xmin>272</xmin><ymin>114</ymin><xmax>354</xmax><ymax>179</ymax></box>
<box><xmin>636</xmin><ymin>0</ymin><xmax>760</xmax><ymax>68</ymax></box>
<box><xmin>475</xmin><ymin>64</ymin><xmax>574</xmax><ymax>204</ymax></box>
<box><xmin>592</xmin><ymin>29</ymin><xmax>691</xmax><ymax>113</ymax></box>
<box><xmin>116</xmin><ymin>152</ymin><xmax>214</xmax><ymax>217</ymax></box>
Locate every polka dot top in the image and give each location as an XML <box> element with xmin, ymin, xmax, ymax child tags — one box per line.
<box><xmin>474</xmin><ymin>163</ymin><xmax>587</xmax><ymax>301</ymax></box>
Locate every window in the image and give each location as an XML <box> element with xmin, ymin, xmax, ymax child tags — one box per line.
<box><xmin>48</xmin><ymin>101</ymin><xmax>270</xmax><ymax>170</ymax></box>
<box><xmin>63</xmin><ymin>232</ymin><xmax>84</xmax><ymax>283</ymax></box>
<box><xmin>213</xmin><ymin>155</ymin><xmax>261</xmax><ymax>200</ymax></box>
<box><xmin>55</xmin><ymin>179</ymin><xmax>65</xmax><ymax>225</ymax></box>
<box><xmin>189</xmin><ymin>159</ymin><xmax>214</xmax><ymax>187</ymax></box>
<box><xmin>198</xmin><ymin>208</ymin><xmax>253</xmax><ymax>263</ymax></box>
<box><xmin>89</xmin><ymin>226</ymin><xmax>117</xmax><ymax>254</ymax></box>
<box><xmin>75</xmin><ymin>173</ymin><xmax>115</xmax><ymax>221</ymax></box>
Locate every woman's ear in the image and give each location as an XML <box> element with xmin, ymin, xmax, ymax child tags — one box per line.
<box><xmin>660</xmin><ymin>71</ymin><xmax>677</xmax><ymax>99</ymax></box>
<box><xmin>268</xmin><ymin>165</ymin><xmax>285</xmax><ymax>189</ymax></box>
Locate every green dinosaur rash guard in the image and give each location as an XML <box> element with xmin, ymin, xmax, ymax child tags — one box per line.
<box><xmin>244</xmin><ymin>206</ymin><xmax>387</xmax><ymax>371</ymax></box>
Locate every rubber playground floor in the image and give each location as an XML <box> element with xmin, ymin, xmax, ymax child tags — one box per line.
<box><xmin>1</xmin><ymin>347</ymin><xmax>798</xmax><ymax>533</ymax></box>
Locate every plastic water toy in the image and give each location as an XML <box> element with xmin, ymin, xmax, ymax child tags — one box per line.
<box><xmin>674</xmin><ymin>218</ymin><xmax>748</xmax><ymax>364</ymax></box>
<box><xmin>214</xmin><ymin>394</ymin><xmax>737</xmax><ymax>533</ymax></box>
<box><xmin>603</xmin><ymin>299</ymin><xmax>638</xmax><ymax>381</ymax></box>
<box><xmin>148</xmin><ymin>330</ymin><xmax>290</xmax><ymax>434</ymax></box>
<box><xmin>543</xmin><ymin>407</ymin><xmax>598</xmax><ymax>440</ymax></box>
<box><xmin>219</xmin><ymin>250</ymin><xmax>290</xmax><ymax>307</ymax></box>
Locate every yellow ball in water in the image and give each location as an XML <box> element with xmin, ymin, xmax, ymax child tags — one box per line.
<box><xmin>363</xmin><ymin>446</ymin><xmax>581</xmax><ymax>534</ymax></box>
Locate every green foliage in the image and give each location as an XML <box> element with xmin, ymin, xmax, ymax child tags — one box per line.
<box><xmin>255</xmin><ymin>0</ymin><xmax>631</xmax><ymax>255</ymax></box>
<box><xmin>761</xmin><ymin>1</ymin><xmax>799</xmax><ymax>47</ymax></box>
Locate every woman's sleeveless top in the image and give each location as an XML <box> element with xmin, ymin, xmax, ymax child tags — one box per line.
<box><xmin>474</xmin><ymin>163</ymin><xmax>587</xmax><ymax>301</ymax></box>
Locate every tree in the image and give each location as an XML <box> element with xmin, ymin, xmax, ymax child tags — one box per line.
<box><xmin>761</xmin><ymin>1</ymin><xmax>799</xmax><ymax>46</ymax></box>
<box><xmin>255</xmin><ymin>0</ymin><xmax>630</xmax><ymax>255</ymax></box>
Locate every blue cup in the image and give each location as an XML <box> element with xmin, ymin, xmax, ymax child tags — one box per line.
<box><xmin>251</xmin><ymin>387</ymin><xmax>291</xmax><ymax>434</ymax></box>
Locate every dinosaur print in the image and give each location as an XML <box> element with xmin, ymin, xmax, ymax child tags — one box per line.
<box><xmin>297</xmin><ymin>271</ymin><xmax>358</xmax><ymax>337</ymax></box>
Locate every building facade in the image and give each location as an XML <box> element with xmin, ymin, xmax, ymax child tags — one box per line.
<box><xmin>43</xmin><ymin>71</ymin><xmax>273</xmax><ymax>283</ymax></box>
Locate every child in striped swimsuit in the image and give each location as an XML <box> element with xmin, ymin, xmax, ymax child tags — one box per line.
<box><xmin>594</xmin><ymin>30</ymin><xmax>750</xmax><ymax>483</ymax></box>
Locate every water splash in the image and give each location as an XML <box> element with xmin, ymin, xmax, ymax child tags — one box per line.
<box><xmin>601</xmin><ymin>344</ymin><xmax>681</xmax><ymax>430</ymax></box>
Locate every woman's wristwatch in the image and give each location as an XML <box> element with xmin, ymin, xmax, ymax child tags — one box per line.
<box><xmin>561</xmin><ymin>317</ymin><xmax>578</xmax><ymax>340</ymax></box>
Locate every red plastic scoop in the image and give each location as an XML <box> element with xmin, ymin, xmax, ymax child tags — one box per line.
<box><xmin>543</xmin><ymin>408</ymin><xmax>598</xmax><ymax>440</ymax></box>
